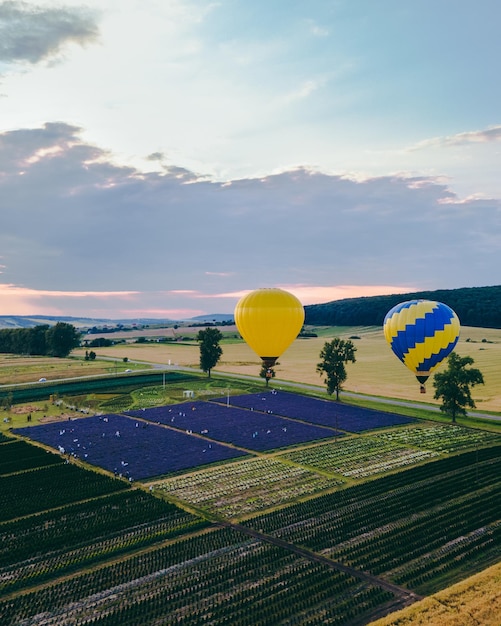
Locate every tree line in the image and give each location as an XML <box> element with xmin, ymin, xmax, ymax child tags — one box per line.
<box><xmin>0</xmin><ymin>323</ymin><xmax>81</xmax><ymax>358</ymax></box>
<box><xmin>304</xmin><ymin>285</ymin><xmax>501</xmax><ymax>329</ymax></box>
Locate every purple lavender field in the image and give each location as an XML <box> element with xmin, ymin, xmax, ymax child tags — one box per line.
<box><xmin>14</xmin><ymin>414</ymin><xmax>248</xmax><ymax>480</ymax></box>
<box><xmin>210</xmin><ymin>391</ymin><xmax>416</xmax><ymax>433</ymax></box>
<box><xmin>14</xmin><ymin>392</ymin><xmax>407</xmax><ymax>480</ymax></box>
<box><xmin>126</xmin><ymin>401</ymin><xmax>341</xmax><ymax>452</ymax></box>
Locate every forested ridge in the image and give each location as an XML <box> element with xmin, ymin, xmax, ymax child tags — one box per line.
<box><xmin>304</xmin><ymin>285</ymin><xmax>501</xmax><ymax>329</ymax></box>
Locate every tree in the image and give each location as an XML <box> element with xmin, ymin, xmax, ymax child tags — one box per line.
<box><xmin>88</xmin><ymin>337</ymin><xmax>113</xmax><ymax>348</ymax></box>
<box><xmin>433</xmin><ymin>352</ymin><xmax>484</xmax><ymax>422</ymax></box>
<box><xmin>26</xmin><ymin>324</ymin><xmax>49</xmax><ymax>355</ymax></box>
<box><xmin>196</xmin><ymin>327</ymin><xmax>223</xmax><ymax>378</ymax></box>
<box><xmin>316</xmin><ymin>338</ymin><xmax>357</xmax><ymax>400</ymax></box>
<box><xmin>259</xmin><ymin>363</ymin><xmax>277</xmax><ymax>387</ymax></box>
<box><xmin>45</xmin><ymin>322</ymin><xmax>81</xmax><ymax>357</ymax></box>
<box><xmin>1</xmin><ymin>392</ymin><xmax>13</xmax><ymax>412</ymax></box>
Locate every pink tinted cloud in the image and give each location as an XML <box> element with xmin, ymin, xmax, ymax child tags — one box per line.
<box><xmin>0</xmin><ymin>283</ymin><xmax>418</xmax><ymax>319</ymax></box>
<box><xmin>0</xmin><ymin>284</ymin><xmax>139</xmax><ymax>316</ymax></box>
<box><xmin>116</xmin><ymin>308</ymin><xmax>205</xmax><ymax>318</ymax></box>
<box><xmin>0</xmin><ymin>285</ymin><xmax>221</xmax><ymax>319</ymax></box>
<box><xmin>198</xmin><ymin>285</ymin><xmax>417</xmax><ymax>306</ymax></box>
<box><xmin>279</xmin><ymin>285</ymin><xmax>417</xmax><ymax>305</ymax></box>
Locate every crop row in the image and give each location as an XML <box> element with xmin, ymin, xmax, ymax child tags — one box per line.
<box><xmin>2</xmin><ymin>442</ymin><xmax>498</xmax><ymax>624</ymax></box>
<box><xmin>255</xmin><ymin>454</ymin><xmax>501</xmax><ymax>550</ymax></box>
<box><xmin>323</xmin><ymin>484</ymin><xmax>501</xmax><ymax>575</ymax></box>
<box><xmin>0</xmin><ymin>528</ymin><xmax>253</xmax><ymax>621</ymax></box>
<box><xmin>0</xmin><ymin>440</ymin><xmax>63</xmax><ymax>475</ymax></box>
<box><xmin>213</xmin><ymin>390</ymin><xmax>416</xmax><ymax>432</ymax></box>
<box><xmin>280</xmin><ymin>436</ymin><xmax>439</xmax><ymax>479</ymax></box>
<box><xmin>18</xmin><ymin>395</ymin><xmax>493</xmax><ymax>484</ymax></box>
<box><xmin>244</xmin><ymin>452</ymin><xmax>501</xmax><ymax>593</ymax></box>
<box><xmin>3</xmin><ymin>410</ymin><xmax>499</xmax><ymax>623</ymax></box>
<box><xmin>247</xmin><ymin>445</ymin><xmax>501</xmax><ymax>534</ymax></box>
<box><xmin>153</xmin><ymin>457</ymin><xmax>341</xmax><ymax>518</ymax></box>
<box><xmin>0</xmin><ymin>527</ymin><xmax>394</xmax><ymax>626</ymax></box>
<box><xmin>280</xmin><ymin>425</ymin><xmax>501</xmax><ymax>479</ymax></box>
<box><xmin>79</xmin><ymin>577</ymin><xmax>392</xmax><ymax>626</ymax></box>
<box><xmin>0</xmin><ymin>513</ymin><xmax>208</xmax><ymax>594</ymax></box>
<box><xmin>3</xmin><ymin>371</ymin><xmax>193</xmax><ymax>405</ymax></box>
<box><xmin>15</xmin><ymin>414</ymin><xmax>249</xmax><ymax>480</ymax></box>
<box><xmin>0</xmin><ymin>463</ymin><xmax>128</xmax><ymax>523</ymax></box>
<box><xmin>375</xmin><ymin>424</ymin><xmax>501</xmax><ymax>453</ymax></box>
<box><xmin>0</xmin><ymin>490</ymin><xmax>206</xmax><ymax>571</ymax></box>
<box><xmin>391</xmin><ymin>520</ymin><xmax>501</xmax><ymax>589</ymax></box>
<box><xmin>126</xmin><ymin>401</ymin><xmax>339</xmax><ymax>452</ymax></box>
<box><xmin>100</xmin><ymin>394</ymin><xmax>133</xmax><ymax>412</ymax></box>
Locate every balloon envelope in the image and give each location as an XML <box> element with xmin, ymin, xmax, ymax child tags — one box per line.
<box><xmin>234</xmin><ymin>288</ymin><xmax>305</xmax><ymax>368</ymax></box>
<box><xmin>383</xmin><ymin>299</ymin><xmax>460</xmax><ymax>384</ymax></box>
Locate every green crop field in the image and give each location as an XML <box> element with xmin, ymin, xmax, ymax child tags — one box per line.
<box><xmin>0</xmin><ymin>353</ymin><xmax>146</xmax><ymax>386</ymax></box>
<box><xmin>149</xmin><ymin>426</ymin><xmax>501</xmax><ymax>520</ymax></box>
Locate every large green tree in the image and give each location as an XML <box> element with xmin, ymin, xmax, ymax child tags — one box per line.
<box><xmin>196</xmin><ymin>327</ymin><xmax>223</xmax><ymax>378</ymax></box>
<box><xmin>433</xmin><ymin>352</ymin><xmax>484</xmax><ymax>422</ymax></box>
<box><xmin>316</xmin><ymin>338</ymin><xmax>357</xmax><ymax>400</ymax></box>
<box><xmin>45</xmin><ymin>322</ymin><xmax>81</xmax><ymax>357</ymax></box>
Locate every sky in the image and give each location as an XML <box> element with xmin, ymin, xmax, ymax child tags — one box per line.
<box><xmin>0</xmin><ymin>0</ymin><xmax>500</xmax><ymax>320</ymax></box>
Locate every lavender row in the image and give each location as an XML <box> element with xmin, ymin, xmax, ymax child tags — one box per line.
<box><xmin>126</xmin><ymin>401</ymin><xmax>341</xmax><ymax>452</ymax></box>
<box><xmin>15</xmin><ymin>414</ymin><xmax>247</xmax><ymax>480</ymax></box>
<box><xmin>211</xmin><ymin>390</ymin><xmax>415</xmax><ymax>432</ymax></box>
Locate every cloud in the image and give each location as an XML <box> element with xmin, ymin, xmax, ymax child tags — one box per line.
<box><xmin>306</xmin><ymin>20</ymin><xmax>329</xmax><ymax>38</ymax></box>
<box><xmin>0</xmin><ymin>283</ymin><xmax>139</xmax><ymax>316</ymax></box>
<box><xmin>0</xmin><ymin>283</ymin><xmax>417</xmax><ymax>318</ymax></box>
<box><xmin>279</xmin><ymin>79</ymin><xmax>323</xmax><ymax>105</ymax></box>
<box><xmin>205</xmin><ymin>271</ymin><xmax>234</xmax><ymax>277</ymax></box>
<box><xmin>408</xmin><ymin>125</ymin><xmax>501</xmax><ymax>151</ymax></box>
<box><xmin>196</xmin><ymin>285</ymin><xmax>418</xmax><ymax>307</ymax></box>
<box><xmin>0</xmin><ymin>122</ymin><xmax>500</xmax><ymax>317</ymax></box>
<box><xmin>0</xmin><ymin>1</ymin><xmax>99</xmax><ymax>64</ymax></box>
<box><xmin>273</xmin><ymin>285</ymin><xmax>417</xmax><ymax>306</ymax></box>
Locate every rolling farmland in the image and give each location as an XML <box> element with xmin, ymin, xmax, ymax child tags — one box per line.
<box><xmin>2</xmin><ymin>388</ymin><xmax>500</xmax><ymax>624</ymax></box>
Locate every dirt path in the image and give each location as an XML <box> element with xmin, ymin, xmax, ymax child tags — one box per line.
<box><xmin>214</xmin><ymin>519</ymin><xmax>423</xmax><ymax>608</ymax></box>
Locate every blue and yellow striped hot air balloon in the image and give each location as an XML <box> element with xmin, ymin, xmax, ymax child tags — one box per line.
<box><xmin>383</xmin><ymin>300</ymin><xmax>460</xmax><ymax>390</ymax></box>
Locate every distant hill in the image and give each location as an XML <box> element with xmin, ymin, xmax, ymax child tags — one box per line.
<box><xmin>0</xmin><ymin>316</ymin><xmax>176</xmax><ymax>330</ymax></box>
<box><xmin>0</xmin><ymin>314</ymin><xmax>238</xmax><ymax>331</ymax></box>
<box><xmin>2</xmin><ymin>285</ymin><xmax>500</xmax><ymax>331</ymax></box>
<box><xmin>190</xmin><ymin>314</ymin><xmax>234</xmax><ymax>323</ymax></box>
<box><xmin>304</xmin><ymin>285</ymin><xmax>501</xmax><ymax>329</ymax></box>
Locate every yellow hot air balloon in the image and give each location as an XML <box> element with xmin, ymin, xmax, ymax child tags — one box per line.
<box><xmin>234</xmin><ymin>288</ymin><xmax>305</xmax><ymax>368</ymax></box>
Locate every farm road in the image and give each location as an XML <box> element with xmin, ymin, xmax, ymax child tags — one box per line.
<box><xmin>214</xmin><ymin>519</ymin><xmax>423</xmax><ymax>611</ymax></box>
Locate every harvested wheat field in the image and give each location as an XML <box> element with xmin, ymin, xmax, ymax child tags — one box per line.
<box><xmin>74</xmin><ymin>325</ymin><xmax>501</xmax><ymax>413</ymax></box>
<box><xmin>368</xmin><ymin>561</ymin><xmax>501</xmax><ymax>626</ymax></box>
